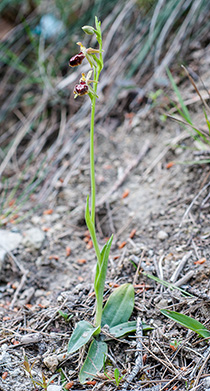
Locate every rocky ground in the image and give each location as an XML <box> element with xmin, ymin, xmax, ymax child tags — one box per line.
<box><xmin>1</xmin><ymin>45</ymin><xmax>210</xmax><ymax>391</ymax></box>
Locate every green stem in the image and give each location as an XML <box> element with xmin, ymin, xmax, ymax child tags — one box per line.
<box><xmin>90</xmin><ymin>67</ymin><xmax>102</xmax><ymax>334</ymax></box>
<box><xmin>88</xmin><ymin>31</ymin><xmax>104</xmax><ymax>333</ymax></box>
<box><xmin>90</xmin><ymin>66</ymin><xmax>100</xmax><ymax>225</ymax></box>
<box><xmin>94</xmin><ymin>304</ymin><xmax>102</xmax><ymax>334</ymax></box>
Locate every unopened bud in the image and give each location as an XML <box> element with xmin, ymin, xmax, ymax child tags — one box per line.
<box><xmin>82</xmin><ymin>25</ymin><xmax>95</xmax><ymax>35</ymax></box>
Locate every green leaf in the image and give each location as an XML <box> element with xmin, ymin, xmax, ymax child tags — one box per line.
<box><xmin>204</xmin><ymin>109</ymin><xmax>210</xmax><ymax>133</ymax></box>
<box><xmin>166</xmin><ymin>68</ymin><xmax>192</xmax><ymax>124</ymax></box>
<box><xmin>79</xmin><ymin>339</ymin><xmax>107</xmax><ymax>384</ymax></box>
<box><xmin>101</xmin><ymin>283</ymin><xmax>134</xmax><ymax>328</ymax></box>
<box><xmin>109</xmin><ymin>320</ymin><xmax>153</xmax><ymax>339</ymax></box>
<box><xmin>161</xmin><ymin>310</ymin><xmax>210</xmax><ymax>339</ymax></box>
<box><xmin>68</xmin><ymin>321</ymin><xmax>99</xmax><ymax>354</ymax></box>
<box><xmin>85</xmin><ymin>195</ymin><xmax>101</xmax><ymax>262</ymax></box>
<box><xmin>92</xmin><ymin>54</ymin><xmax>103</xmax><ymax>72</ymax></box>
<box><xmin>94</xmin><ymin>235</ymin><xmax>113</xmax><ymax>319</ymax></box>
<box><xmin>142</xmin><ymin>272</ymin><xmax>194</xmax><ymax>297</ymax></box>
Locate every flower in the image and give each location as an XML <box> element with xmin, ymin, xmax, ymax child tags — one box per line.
<box><xmin>69</xmin><ymin>42</ymin><xmax>101</xmax><ymax>69</ymax></box>
<box><xmin>74</xmin><ymin>82</ymin><xmax>89</xmax><ymax>96</ymax></box>
<box><xmin>69</xmin><ymin>52</ymin><xmax>85</xmax><ymax>67</ymax></box>
<box><xmin>74</xmin><ymin>73</ymin><xmax>89</xmax><ymax>96</ymax></box>
<box><xmin>73</xmin><ymin>72</ymin><xmax>98</xmax><ymax>99</ymax></box>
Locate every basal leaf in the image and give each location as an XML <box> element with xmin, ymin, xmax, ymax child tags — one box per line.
<box><xmin>109</xmin><ymin>320</ymin><xmax>153</xmax><ymax>339</ymax></box>
<box><xmin>161</xmin><ymin>310</ymin><xmax>210</xmax><ymax>339</ymax></box>
<box><xmin>68</xmin><ymin>320</ymin><xmax>99</xmax><ymax>354</ymax></box>
<box><xmin>101</xmin><ymin>283</ymin><xmax>134</xmax><ymax>328</ymax></box>
<box><xmin>79</xmin><ymin>339</ymin><xmax>107</xmax><ymax>384</ymax></box>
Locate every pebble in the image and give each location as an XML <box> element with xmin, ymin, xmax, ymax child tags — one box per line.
<box><xmin>31</xmin><ymin>215</ymin><xmax>42</xmax><ymax>224</ymax></box>
<box><xmin>174</xmin><ymin>147</ymin><xmax>183</xmax><ymax>155</ymax></box>
<box><xmin>157</xmin><ymin>230</ymin><xmax>168</xmax><ymax>241</ymax></box>
<box><xmin>56</xmin><ymin>205</ymin><xmax>69</xmax><ymax>213</ymax></box>
<box><xmin>0</xmin><ymin>350</ymin><xmax>11</xmax><ymax>367</ymax></box>
<box><xmin>47</xmin><ymin>385</ymin><xmax>63</xmax><ymax>391</ymax></box>
<box><xmin>0</xmin><ymin>229</ymin><xmax>22</xmax><ymax>269</ymax></box>
<box><xmin>156</xmin><ymin>299</ymin><xmax>168</xmax><ymax>309</ymax></box>
<box><xmin>43</xmin><ymin>354</ymin><xmax>59</xmax><ymax>372</ymax></box>
<box><xmin>22</xmin><ymin>227</ymin><xmax>45</xmax><ymax>250</ymax></box>
<box><xmin>203</xmin><ymin>377</ymin><xmax>210</xmax><ymax>389</ymax></box>
<box><xmin>131</xmin><ymin>116</ymin><xmax>140</xmax><ymax>128</ymax></box>
<box><xmin>43</xmin><ymin>213</ymin><xmax>60</xmax><ymax>223</ymax></box>
<box><xmin>10</xmin><ymin>368</ymin><xmax>21</xmax><ymax>377</ymax></box>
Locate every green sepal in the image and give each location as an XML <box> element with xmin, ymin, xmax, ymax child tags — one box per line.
<box><xmin>88</xmin><ymin>85</ymin><xmax>99</xmax><ymax>99</ymax></box>
<box><xmin>101</xmin><ymin>283</ymin><xmax>134</xmax><ymax>328</ymax></box>
<box><xmin>161</xmin><ymin>310</ymin><xmax>210</xmax><ymax>339</ymax></box>
<box><xmin>68</xmin><ymin>320</ymin><xmax>99</xmax><ymax>354</ymax></box>
<box><xmin>79</xmin><ymin>339</ymin><xmax>107</xmax><ymax>384</ymax></box>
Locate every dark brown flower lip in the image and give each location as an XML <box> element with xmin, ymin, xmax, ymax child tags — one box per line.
<box><xmin>74</xmin><ymin>83</ymin><xmax>89</xmax><ymax>96</ymax></box>
<box><xmin>69</xmin><ymin>52</ymin><xmax>85</xmax><ymax>67</ymax></box>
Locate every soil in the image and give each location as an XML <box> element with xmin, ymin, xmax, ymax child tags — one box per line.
<box><xmin>1</xmin><ymin>47</ymin><xmax>210</xmax><ymax>391</ymax></box>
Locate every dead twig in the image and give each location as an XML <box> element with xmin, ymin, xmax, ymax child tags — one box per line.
<box><xmin>179</xmin><ymin>180</ymin><xmax>210</xmax><ymax>228</ymax></box>
<box><xmin>10</xmin><ymin>270</ymin><xmax>28</xmax><ymax>309</ymax></box>
<box><xmin>189</xmin><ymin>345</ymin><xmax>210</xmax><ymax>384</ymax></box>
<box><xmin>174</xmin><ymin>270</ymin><xmax>194</xmax><ymax>287</ymax></box>
<box><xmin>170</xmin><ymin>252</ymin><xmax>192</xmax><ymax>283</ymax></box>
<box><xmin>122</xmin><ymin>317</ymin><xmax>143</xmax><ymax>390</ymax></box>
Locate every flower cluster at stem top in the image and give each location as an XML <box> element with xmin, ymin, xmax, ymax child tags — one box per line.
<box><xmin>69</xmin><ymin>41</ymin><xmax>100</xmax><ymax>98</ymax></box>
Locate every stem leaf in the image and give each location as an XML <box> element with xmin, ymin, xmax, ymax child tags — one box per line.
<box><xmin>85</xmin><ymin>195</ymin><xmax>101</xmax><ymax>262</ymax></box>
<box><xmin>94</xmin><ymin>235</ymin><xmax>113</xmax><ymax>322</ymax></box>
<box><xmin>68</xmin><ymin>320</ymin><xmax>99</xmax><ymax>354</ymax></box>
<box><xmin>161</xmin><ymin>310</ymin><xmax>210</xmax><ymax>339</ymax></box>
<box><xmin>109</xmin><ymin>320</ymin><xmax>153</xmax><ymax>339</ymax></box>
<box><xmin>101</xmin><ymin>283</ymin><xmax>134</xmax><ymax>328</ymax></box>
<box><xmin>79</xmin><ymin>339</ymin><xmax>107</xmax><ymax>384</ymax></box>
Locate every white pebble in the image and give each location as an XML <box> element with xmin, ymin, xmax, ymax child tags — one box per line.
<box><xmin>157</xmin><ymin>230</ymin><xmax>168</xmax><ymax>241</ymax></box>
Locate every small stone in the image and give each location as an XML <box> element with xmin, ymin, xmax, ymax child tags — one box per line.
<box><xmin>22</xmin><ymin>227</ymin><xmax>45</xmax><ymax>250</ymax></box>
<box><xmin>31</xmin><ymin>215</ymin><xmax>42</xmax><ymax>224</ymax></box>
<box><xmin>10</xmin><ymin>368</ymin><xmax>21</xmax><ymax>377</ymax></box>
<box><xmin>157</xmin><ymin>230</ymin><xmax>168</xmax><ymax>241</ymax></box>
<box><xmin>156</xmin><ymin>299</ymin><xmax>168</xmax><ymax>309</ymax></box>
<box><xmin>203</xmin><ymin>377</ymin><xmax>210</xmax><ymax>388</ymax></box>
<box><xmin>0</xmin><ymin>350</ymin><xmax>11</xmax><ymax>366</ymax></box>
<box><xmin>53</xmin><ymin>222</ymin><xmax>63</xmax><ymax>231</ymax></box>
<box><xmin>47</xmin><ymin>385</ymin><xmax>62</xmax><ymax>391</ymax></box>
<box><xmin>34</xmin><ymin>289</ymin><xmax>46</xmax><ymax>298</ymax></box>
<box><xmin>174</xmin><ymin>147</ymin><xmax>183</xmax><ymax>155</ymax></box>
<box><xmin>132</xmin><ymin>116</ymin><xmax>140</xmax><ymax>128</ymax></box>
<box><xmin>43</xmin><ymin>213</ymin><xmax>60</xmax><ymax>223</ymax></box>
<box><xmin>43</xmin><ymin>355</ymin><xmax>59</xmax><ymax>372</ymax></box>
<box><xmin>56</xmin><ymin>205</ymin><xmax>68</xmax><ymax>213</ymax></box>
<box><xmin>0</xmin><ymin>229</ymin><xmax>22</xmax><ymax>269</ymax></box>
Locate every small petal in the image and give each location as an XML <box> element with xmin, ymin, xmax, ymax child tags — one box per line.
<box><xmin>86</xmin><ymin>47</ymin><xmax>100</xmax><ymax>54</ymax></box>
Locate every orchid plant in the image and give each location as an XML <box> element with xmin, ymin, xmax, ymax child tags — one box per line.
<box><xmin>66</xmin><ymin>17</ymin><xmax>146</xmax><ymax>384</ymax></box>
